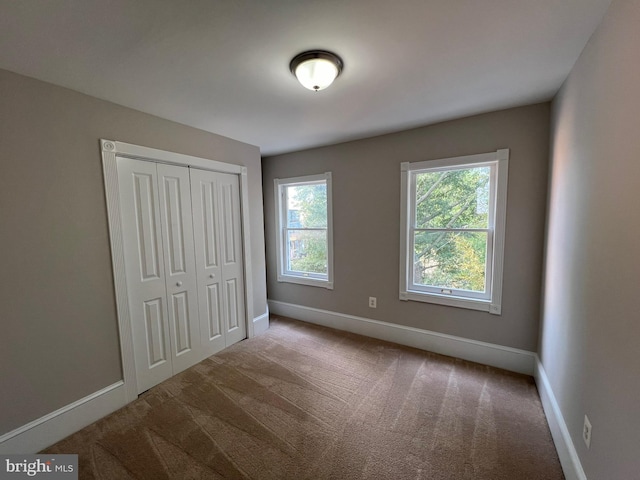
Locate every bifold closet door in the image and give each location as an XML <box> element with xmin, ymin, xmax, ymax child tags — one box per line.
<box><xmin>190</xmin><ymin>169</ymin><xmax>246</xmax><ymax>356</ymax></box>
<box><xmin>117</xmin><ymin>157</ymin><xmax>201</xmax><ymax>393</ymax></box>
<box><xmin>155</xmin><ymin>163</ymin><xmax>201</xmax><ymax>375</ymax></box>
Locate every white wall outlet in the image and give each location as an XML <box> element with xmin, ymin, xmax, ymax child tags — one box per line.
<box><xmin>583</xmin><ymin>414</ymin><xmax>592</xmax><ymax>449</ymax></box>
<box><xmin>368</xmin><ymin>297</ymin><xmax>377</xmax><ymax>308</ymax></box>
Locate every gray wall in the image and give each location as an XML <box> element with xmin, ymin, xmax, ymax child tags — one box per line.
<box><xmin>0</xmin><ymin>69</ymin><xmax>267</xmax><ymax>436</ymax></box>
<box><xmin>541</xmin><ymin>0</ymin><xmax>640</xmax><ymax>478</ymax></box>
<box><xmin>263</xmin><ymin>103</ymin><xmax>550</xmax><ymax>351</ymax></box>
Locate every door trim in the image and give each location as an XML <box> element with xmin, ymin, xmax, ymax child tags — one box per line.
<box><xmin>101</xmin><ymin>139</ymin><xmax>255</xmax><ymax>403</ymax></box>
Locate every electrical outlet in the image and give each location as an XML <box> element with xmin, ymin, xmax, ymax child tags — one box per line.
<box><xmin>368</xmin><ymin>297</ymin><xmax>377</xmax><ymax>308</ymax></box>
<box><xmin>583</xmin><ymin>414</ymin><xmax>592</xmax><ymax>449</ymax></box>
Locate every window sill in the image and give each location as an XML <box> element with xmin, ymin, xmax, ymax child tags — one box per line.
<box><xmin>400</xmin><ymin>290</ymin><xmax>501</xmax><ymax>315</ymax></box>
<box><xmin>278</xmin><ymin>274</ymin><xmax>333</xmax><ymax>290</ymax></box>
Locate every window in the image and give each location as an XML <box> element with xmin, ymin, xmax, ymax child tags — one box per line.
<box><xmin>400</xmin><ymin>150</ymin><xmax>508</xmax><ymax>314</ymax></box>
<box><xmin>275</xmin><ymin>173</ymin><xmax>333</xmax><ymax>289</ymax></box>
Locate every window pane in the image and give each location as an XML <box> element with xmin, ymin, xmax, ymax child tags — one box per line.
<box><xmin>413</xmin><ymin>231</ymin><xmax>487</xmax><ymax>292</ymax></box>
<box><xmin>286</xmin><ymin>183</ymin><xmax>327</xmax><ymax>228</ymax></box>
<box><xmin>415</xmin><ymin>166</ymin><xmax>490</xmax><ymax>229</ymax></box>
<box><xmin>286</xmin><ymin>229</ymin><xmax>328</xmax><ymax>275</ymax></box>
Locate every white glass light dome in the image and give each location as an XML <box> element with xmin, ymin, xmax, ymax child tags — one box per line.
<box><xmin>290</xmin><ymin>51</ymin><xmax>343</xmax><ymax>92</ymax></box>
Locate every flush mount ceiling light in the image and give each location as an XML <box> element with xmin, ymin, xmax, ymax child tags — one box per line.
<box><xmin>290</xmin><ymin>50</ymin><xmax>343</xmax><ymax>91</ymax></box>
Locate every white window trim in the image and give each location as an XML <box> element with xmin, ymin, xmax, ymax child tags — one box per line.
<box><xmin>274</xmin><ymin>173</ymin><xmax>334</xmax><ymax>289</ymax></box>
<box><xmin>399</xmin><ymin>149</ymin><xmax>508</xmax><ymax>315</ymax></box>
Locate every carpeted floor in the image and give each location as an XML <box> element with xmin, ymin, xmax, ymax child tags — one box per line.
<box><xmin>44</xmin><ymin>316</ymin><xmax>564</xmax><ymax>479</ymax></box>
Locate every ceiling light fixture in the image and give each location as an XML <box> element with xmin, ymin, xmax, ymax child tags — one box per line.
<box><xmin>290</xmin><ymin>50</ymin><xmax>343</xmax><ymax>92</ymax></box>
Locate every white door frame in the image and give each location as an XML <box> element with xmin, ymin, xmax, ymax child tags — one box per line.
<box><xmin>101</xmin><ymin>139</ymin><xmax>255</xmax><ymax>402</ymax></box>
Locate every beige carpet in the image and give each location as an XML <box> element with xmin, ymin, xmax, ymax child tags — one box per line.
<box><xmin>44</xmin><ymin>316</ymin><xmax>564</xmax><ymax>479</ymax></box>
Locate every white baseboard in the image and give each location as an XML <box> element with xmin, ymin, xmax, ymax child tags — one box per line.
<box><xmin>0</xmin><ymin>308</ymin><xmax>270</xmax><ymax>455</ymax></box>
<box><xmin>0</xmin><ymin>381</ymin><xmax>128</xmax><ymax>454</ymax></box>
<box><xmin>268</xmin><ymin>300</ymin><xmax>535</xmax><ymax>375</ymax></box>
<box><xmin>253</xmin><ymin>308</ymin><xmax>270</xmax><ymax>336</ymax></box>
<box><xmin>534</xmin><ymin>357</ymin><xmax>586</xmax><ymax>480</ymax></box>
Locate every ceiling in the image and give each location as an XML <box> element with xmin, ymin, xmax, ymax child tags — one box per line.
<box><xmin>0</xmin><ymin>0</ymin><xmax>611</xmax><ymax>156</ymax></box>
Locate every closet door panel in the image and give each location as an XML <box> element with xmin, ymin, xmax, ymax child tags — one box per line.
<box><xmin>190</xmin><ymin>169</ymin><xmax>226</xmax><ymax>356</ymax></box>
<box><xmin>157</xmin><ymin>164</ymin><xmax>202</xmax><ymax>373</ymax></box>
<box><xmin>170</xmin><ymin>291</ymin><xmax>191</xmax><ymax>353</ymax></box>
<box><xmin>225</xmin><ymin>279</ymin><xmax>239</xmax><ymax>331</ymax></box>
<box><xmin>206</xmin><ymin>283</ymin><xmax>223</xmax><ymax>340</ymax></box>
<box><xmin>143</xmin><ymin>298</ymin><xmax>167</xmax><ymax>366</ymax></box>
<box><xmin>117</xmin><ymin>157</ymin><xmax>172</xmax><ymax>393</ymax></box>
<box><xmin>218</xmin><ymin>173</ymin><xmax>246</xmax><ymax>346</ymax></box>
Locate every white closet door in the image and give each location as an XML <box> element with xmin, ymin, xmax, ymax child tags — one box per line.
<box><xmin>156</xmin><ymin>163</ymin><xmax>202</xmax><ymax>374</ymax></box>
<box><xmin>117</xmin><ymin>157</ymin><xmax>172</xmax><ymax>393</ymax></box>
<box><xmin>191</xmin><ymin>169</ymin><xmax>246</xmax><ymax>355</ymax></box>
<box><xmin>217</xmin><ymin>172</ymin><xmax>247</xmax><ymax>347</ymax></box>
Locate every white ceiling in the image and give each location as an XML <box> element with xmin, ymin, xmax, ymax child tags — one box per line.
<box><xmin>0</xmin><ymin>0</ymin><xmax>611</xmax><ymax>156</ymax></box>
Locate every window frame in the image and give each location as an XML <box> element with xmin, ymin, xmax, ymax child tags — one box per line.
<box><xmin>399</xmin><ymin>149</ymin><xmax>509</xmax><ymax>314</ymax></box>
<box><xmin>274</xmin><ymin>173</ymin><xmax>334</xmax><ymax>289</ymax></box>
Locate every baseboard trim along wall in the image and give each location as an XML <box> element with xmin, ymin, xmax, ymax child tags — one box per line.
<box><xmin>534</xmin><ymin>357</ymin><xmax>586</xmax><ymax>480</ymax></box>
<box><xmin>253</xmin><ymin>308</ymin><xmax>270</xmax><ymax>336</ymax></box>
<box><xmin>268</xmin><ymin>300</ymin><xmax>536</xmax><ymax>375</ymax></box>
<box><xmin>0</xmin><ymin>381</ymin><xmax>127</xmax><ymax>454</ymax></box>
<box><xmin>0</xmin><ymin>309</ymin><xmax>270</xmax><ymax>454</ymax></box>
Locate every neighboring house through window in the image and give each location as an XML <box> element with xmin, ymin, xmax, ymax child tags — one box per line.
<box><xmin>274</xmin><ymin>173</ymin><xmax>333</xmax><ymax>289</ymax></box>
<box><xmin>400</xmin><ymin>150</ymin><xmax>509</xmax><ymax>314</ymax></box>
